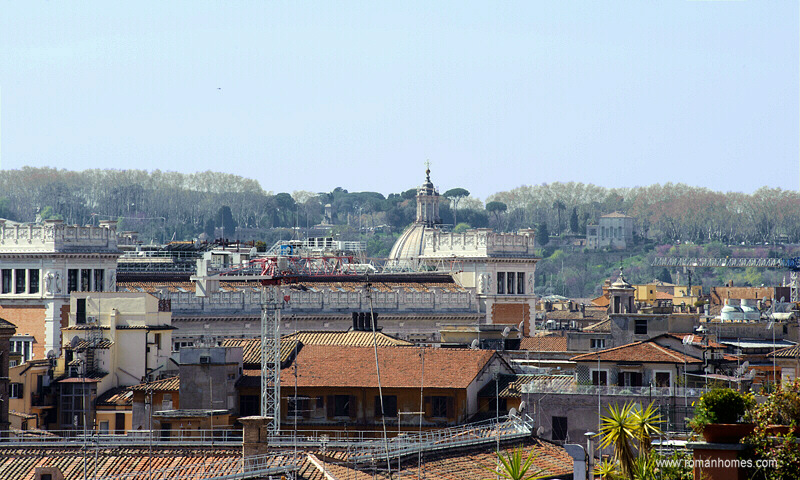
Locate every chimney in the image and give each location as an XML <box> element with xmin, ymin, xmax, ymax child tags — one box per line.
<box><xmin>580</xmin><ymin>304</ymin><xmax>586</xmax><ymax>319</ymax></box>
<box><xmin>564</xmin><ymin>445</ymin><xmax>587</xmax><ymax>480</ymax></box>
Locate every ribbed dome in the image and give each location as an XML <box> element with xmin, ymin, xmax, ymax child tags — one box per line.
<box><xmin>387</xmin><ymin>223</ymin><xmax>428</xmax><ymax>263</ymax></box>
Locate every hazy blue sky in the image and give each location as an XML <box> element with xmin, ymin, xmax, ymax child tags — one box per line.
<box><xmin>1</xmin><ymin>2</ymin><xmax>797</xmax><ymax>200</ymax></box>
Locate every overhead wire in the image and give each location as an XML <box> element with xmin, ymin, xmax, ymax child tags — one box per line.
<box><xmin>366</xmin><ymin>274</ymin><xmax>393</xmax><ymax>478</ymax></box>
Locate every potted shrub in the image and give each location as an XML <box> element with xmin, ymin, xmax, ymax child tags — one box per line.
<box><xmin>690</xmin><ymin>387</ymin><xmax>755</xmax><ymax>443</ymax></box>
<box><xmin>748</xmin><ymin>378</ymin><xmax>800</xmax><ymax>437</ymax></box>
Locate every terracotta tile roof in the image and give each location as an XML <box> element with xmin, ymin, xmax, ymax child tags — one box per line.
<box><xmin>221</xmin><ymin>338</ymin><xmax>300</xmax><ymax>365</ymax></box>
<box><xmin>57</xmin><ymin>376</ymin><xmax>104</xmax><ymax>383</ymax></box>
<box><xmin>583</xmin><ymin>318</ymin><xmax>611</xmax><ymax>332</ymax></box>
<box><xmin>0</xmin><ymin>440</ymin><xmax>570</xmax><ymax>480</ymax></box>
<box><xmin>662</xmin><ymin>333</ymin><xmax>725</xmax><ymax>349</ymax></box>
<box><xmin>655</xmin><ymin>291</ymin><xmax>674</xmax><ymax>300</ymax></box>
<box><xmin>0</xmin><ymin>446</ymin><xmax>242</xmax><ymax>480</ymax></box>
<box><xmin>770</xmin><ymin>344</ymin><xmax>800</xmax><ymax>358</ymax></box>
<box><xmin>64</xmin><ymin>339</ymin><xmax>114</xmax><ymax>350</ymax></box>
<box><xmin>0</xmin><ymin>317</ymin><xmax>16</xmax><ymax>329</ymax></box>
<box><xmin>519</xmin><ymin>336</ymin><xmax>568</xmax><ymax>352</ymax></box>
<box><xmin>571</xmin><ymin>340</ymin><xmax>702</xmax><ymax>364</ymax></box>
<box><xmin>9</xmin><ymin>410</ymin><xmax>37</xmax><ymax>420</ymax></box>
<box><xmin>62</xmin><ymin>325</ymin><xmax>111</xmax><ymax>331</ymax></box>
<box><xmin>299</xmin><ymin>438</ymin><xmax>572</xmax><ymax>480</ymax></box>
<box><xmin>591</xmin><ymin>295</ymin><xmax>610</xmax><ymax>308</ymax></box>
<box><xmin>284</xmin><ymin>330</ymin><xmax>413</xmax><ymax>347</ymax></box>
<box><xmin>291</xmin><ymin>345</ymin><xmax>496</xmax><ymax>389</ymax></box>
<box><xmin>129</xmin><ymin>375</ymin><xmax>180</xmax><ymax>392</ymax></box>
<box><xmin>96</xmin><ymin>387</ymin><xmax>133</xmax><ymax>407</ymax></box>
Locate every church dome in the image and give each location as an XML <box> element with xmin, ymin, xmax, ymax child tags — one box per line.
<box><xmin>387</xmin><ymin>223</ymin><xmax>429</xmax><ymax>264</ymax></box>
<box><xmin>386</xmin><ymin>165</ymin><xmax>442</xmax><ymax>269</ymax></box>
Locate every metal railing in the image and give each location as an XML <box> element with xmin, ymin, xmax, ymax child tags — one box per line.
<box><xmin>95</xmin><ymin>451</ymin><xmax>303</xmax><ymax>480</ymax></box>
<box><xmin>521</xmin><ymin>384</ymin><xmax>709</xmax><ymax>397</ymax></box>
<box><xmin>349</xmin><ymin>415</ymin><xmax>531</xmax><ymax>464</ymax></box>
<box><xmin>652</xmin><ymin>256</ymin><xmax>785</xmax><ymax>269</ymax></box>
<box><xmin>1</xmin><ymin>429</ymin><xmax>243</xmax><ymax>446</ymax></box>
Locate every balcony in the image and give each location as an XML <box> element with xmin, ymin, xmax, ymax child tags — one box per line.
<box><xmin>521</xmin><ymin>383</ymin><xmax>708</xmax><ymax>398</ymax></box>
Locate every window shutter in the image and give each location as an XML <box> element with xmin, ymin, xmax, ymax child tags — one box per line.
<box><xmin>326</xmin><ymin>396</ymin><xmax>334</xmax><ymax>418</ymax></box>
<box><xmin>349</xmin><ymin>396</ymin><xmax>357</xmax><ymax>419</ymax></box>
<box><xmin>446</xmin><ymin>397</ymin><xmax>455</xmax><ymax>420</ymax></box>
<box><xmin>374</xmin><ymin>395</ymin><xmax>382</xmax><ymax>418</ymax></box>
<box><xmin>423</xmin><ymin>396</ymin><xmax>432</xmax><ymax>417</ymax></box>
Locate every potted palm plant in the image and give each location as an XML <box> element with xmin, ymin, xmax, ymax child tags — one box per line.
<box><xmin>689</xmin><ymin>387</ymin><xmax>755</xmax><ymax>443</ymax></box>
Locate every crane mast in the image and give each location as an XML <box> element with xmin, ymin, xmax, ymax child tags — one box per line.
<box><xmin>191</xmin><ymin>251</ymin><xmax>360</xmax><ymax>436</ymax></box>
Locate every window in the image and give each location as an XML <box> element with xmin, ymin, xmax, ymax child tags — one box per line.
<box><xmin>60</xmin><ymin>383</ymin><xmax>91</xmax><ymax>428</ymax></box>
<box><xmin>590</xmin><ymin>338</ymin><xmax>606</xmax><ymax>349</ymax></box>
<box><xmin>517</xmin><ymin>272</ymin><xmax>525</xmax><ymax>294</ymax></box>
<box><xmin>68</xmin><ymin>269</ymin><xmax>79</xmax><ymax>293</ymax></box>
<box><xmin>634</xmin><ymin>319</ymin><xmax>648</xmax><ymax>335</ymax></box>
<box><xmin>80</xmin><ymin>269</ymin><xmax>91</xmax><ymax>291</ymax></box>
<box><xmin>552</xmin><ymin>416</ymin><xmax>568</xmax><ymax>442</ymax></box>
<box><xmin>431</xmin><ymin>396</ymin><xmax>449</xmax><ymax>418</ymax></box>
<box><xmin>239</xmin><ymin>395</ymin><xmax>260</xmax><ymax>417</ymax></box>
<box><xmin>332</xmin><ymin>395</ymin><xmax>352</xmax><ymax>417</ymax></box>
<box><xmin>15</xmin><ymin>269</ymin><xmax>26</xmax><ymax>293</ymax></box>
<box><xmin>288</xmin><ymin>396</ymin><xmax>310</xmax><ymax>418</ymax></box>
<box><xmin>374</xmin><ymin>395</ymin><xmax>398</xmax><ymax>418</ymax></box>
<box><xmin>29</xmin><ymin>269</ymin><xmax>39</xmax><ymax>294</ymax></box>
<box><xmin>100</xmin><ymin>421</ymin><xmax>110</xmax><ymax>433</ymax></box>
<box><xmin>496</xmin><ymin>272</ymin><xmax>505</xmax><ymax>294</ymax></box>
<box><xmin>154</xmin><ymin>333</ymin><xmax>161</xmax><ymax>350</ymax></box>
<box><xmin>507</xmin><ymin>273</ymin><xmax>514</xmax><ymax>295</ymax></box>
<box><xmin>76</xmin><ymin>298</ymin><xmax>86</xmax><ymax>324</ymax></box>
<box><xmin>2</xmin><ymin>269</ymin><xmax>11</xmax><ymax>294</ymax></box>
<box><xmin>173</xmin><ymin>341</ymin><xmax>194</xmax><ymax>352</ymax></box>
<box><xmin>10</xmin><ymin>339</ymin><xmax>32</xmax><ymax>363</ymax></box>
<box><xmin>9</xmin><ymin>383</ymin><xmax>23</xmax><ymax>399</ymax></box>
<box><xmin>655</xmin><ymin>372</ymin><xmax>671</xmax><ymax>388</ymax></box>
<box><xmin>94</xmin><ymin>269</ymin><xmax>104</xmax><ymax>292</ymax></box>
<box><xmin>115</xmin><ymin>413</ymin><xmax>125</xmax><ymax>434</ymax></box>
<box><xmin>620</xmin><ymin>372</ymin><xmax>643</xmax><ymax>387</ymax></box>
<box><xmin>591</xmin><ymin>370</ymin><xmax>608</xmax><ymax>386</ymax></box>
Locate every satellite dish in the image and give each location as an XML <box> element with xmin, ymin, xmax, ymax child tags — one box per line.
<box><xmin>46</xmin><ymin>350</ymin><xmax>57</xmax><ymax>360</ymax></box>
<box><xmin>536</xmin><ymin>426</ymin><xmax>545</xmax><ymax>437</ymax></box>
<box><xmin>742</xmin><ymin>361</ymin><xmax>750</xmax><ymax>370</ymax></box>
<box><xmin>518</xmin><ymin>401</ymin><xmax>526</xmax><ymax>412</ymax></box>
<box><xmin>509</xmin><ymin>407</ymin><xmax>518</xmax><ymax>417</ymax></box>
<box><xmin>70</xmin><ymin>336</ymin><xmax>81</xmax><ymax>349</ymax></box>
<box><xmin>518</xmin><ymin>320</ymin><xmax>525</xmax><ymax>331</ymax></box>
<box><xmin>502</xmin><ymin>327</ymin><xmax>511</xmax><ymax>338</ymax></box>
<box><xmin>470</xmin><ymin>339</ymin><xmax>479</xmax><ymax>350</ymax></box>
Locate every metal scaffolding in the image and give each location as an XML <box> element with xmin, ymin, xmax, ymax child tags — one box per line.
<box><xmin>260</xmin><ymin>285</ymin><xmax>282</xmax><ymax>435</ymax></box>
